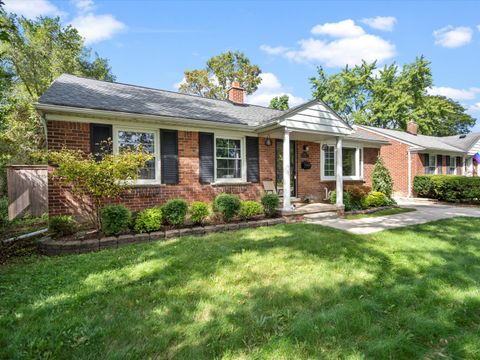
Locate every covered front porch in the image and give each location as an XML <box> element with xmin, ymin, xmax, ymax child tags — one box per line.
<box><xmin>257</xmin><ymin>99</ymin><xmax>355</xmax><ymax>214</ymax></box>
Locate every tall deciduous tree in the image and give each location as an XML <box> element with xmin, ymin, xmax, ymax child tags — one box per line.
<box><xmin>179</xmin><ymin>51</ymin><xmax>262</xmax><ymax>100</ymax></box>
<box><xmin>269</xmin><ymin>95</ymin><xmax>289</xmax><ymax>110</ymax></box>
<box><xmin>310</xmin><ymin>56</ymin><xmax>475</xmax><ymax>135</ymax></box>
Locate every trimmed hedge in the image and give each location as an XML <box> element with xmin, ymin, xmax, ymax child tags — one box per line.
<box><xmin>162</xmin><ymin>199</ymin><xmax>188</xmax><ymax>226</ymax></box>
<box><xmin>134</xmin><ymin>207</ymin><xmax>163</xmax><ymax>233</ymax></box>
<box><xmin>101</xmin><ymin>205</ymin><xmax>132</xmax><ymax>236</ymax></box>
<box><xmin>361</xmin><ymin>191</ymin><xmax>391</xmax><ymax>208</ymax></box>
<box><xmin>413</xmin><ymin>175</ymin><xmax>480</xmax><ymax>203</ymax></box>
<box><xmin>261</xmin><ymin>193</ymin><xmax>280</xmax><ymax>217</ymax></box>
<box><xmin>239</xmin><ymin>200</ymin><xmax>263</xmax><ymax>220</ymax></box>
<box><xmin>214</xmin><ymin>194</ymin><xmax>241</xmax><ymax>222</ymax></box>
<box><xmin>189</xmin><ymin>201</ymin><xmax>210</xmax><ymax>225</ymax></box>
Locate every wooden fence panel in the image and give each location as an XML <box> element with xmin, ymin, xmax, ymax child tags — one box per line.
<box><xmin>7</xmin><ymin>165</ymin><xmax>48</xmax><ymax>220</ymax></box>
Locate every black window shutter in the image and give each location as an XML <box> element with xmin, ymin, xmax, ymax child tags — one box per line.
<box><xmin>160</xmin><ymin>129</ymin><xmax>179</xmax><ymax>184</ymax></box>
<box><xmin>424</xmin><ymin>154</ymin><xmax>429</xmax><ymax>174</ymax></box>
<box><xmin>199</xmin><ymin>132</ymin><xmax>214</xmax><ymax>184</ymax></box>
<box><xmin>90</xmin><ymin>123</ymin><xmax>112</xmax><ymax>161</ymax></box>
<box><xmin>437</xmin><ymin>155</ymin><xmax>443</xmax><ymax>174</ymax></box>
<box><xmin>246</xmin><ymin>136</ymin><xmax>260</xmax><ymax>182</ymax></box>
<box><xmin>446</xmin><ymin>156</ymin><xmax>451</xmax><ymax>174</ymax></box>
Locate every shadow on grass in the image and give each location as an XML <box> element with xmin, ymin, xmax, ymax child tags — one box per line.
<box><xmin>1</xmin><ymin>218</ymin><xmax>480</xmax><ymax>359</ymax></box>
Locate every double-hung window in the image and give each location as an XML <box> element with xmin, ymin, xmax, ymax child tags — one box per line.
<box><xmin>447</xmin><ymin>156</ymin><xmax>456</xmax><ymax>174</ymax></box>
<box><xmin>321</xmin><ymin>145</ymin><xmax>363</xmax><ymax>181</ymax></box>
<box><xmin>215</xmin><ymin>137</ymin><xmax>244</xmax><ymax>182</ymax></box>
<box><xmin>425</xmin><ymin>154</ymin><xmax>437</xmax><ymax>174</ymax></box>
<box><xmin>113</xmin><ymin>127</ymin><xmax>160</xmax><ymax>185</ymax></box>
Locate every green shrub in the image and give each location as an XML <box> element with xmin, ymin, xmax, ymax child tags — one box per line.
<box><xmin>372</xmin><ymin>156</ymin><xmax>394</xmax><ymax>198</ymax></box>
<box><xmin>0</xmin><ymin>196</ymin><xmax>8</xmax><ymax>226</ymax></box>
<box><xmin>261</xmin><ymin>193</ymin><xmax>280</xmax><ymax>217</ymax></box>
<box><xmin>214</xmin><ymin>194</ymin><xmax>241</xmax><ymax>222</ymax></box>
<box><xmin>345</xmin><ymin>185</ymin><xmax>371</xmax><ymax>210</ymax></box>
<box><xmin>238</xmin><ymin>200</ymin><xmax>263</xmax><ymax>221</ymax></box>
<box><xmin>134</xmin><ymin>207</ymin><xmax>163</xmax><ymax>233</ymax></box>
<box><xmin>49</xmin><ymin>215</ymin><xmax>78</xmax><ymax>238</ymax></box>
<box><xmin>189</xmin><ymin>201</ymin><xmax>210</xmax><ymax>225</ymax></box>
<box><xmin>329</xmin><ymin>190</ymin><xmax>355</xmax><ymax>211</ymax></box>
<box><xmin>101</xmin><ymin>205</ymin><xmax>131</xmax><ymax>236</ymax></box>
<box><xmin>413</xmin><ymin>175</ymin><xmax>480</xmax><ymax>203</ymax></box>
<box><xmin>361</xmin><ymin>191</ymin><xmax>390</xmax><ymax>208</ymax></box>
<box><xmin>162</xmin><ymin>199</ymin><xmax>188</xmax><ymax>226</ymax></box>
<box><xmin>413</xmin><ymin>175</ymin><xmax>435</xmax><ymax>197</ymax></box>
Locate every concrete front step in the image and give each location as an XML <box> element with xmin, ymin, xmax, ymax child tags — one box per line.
<box><xmin>304</xmin><ymin>211</ymin><xmax>338</xmax><ymax>222</ymax></box>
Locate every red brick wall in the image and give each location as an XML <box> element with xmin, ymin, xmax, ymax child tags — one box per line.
<box><xmin>47</xmin><ymin>120</ymin><xmax>385</xmax><ymax>217</ymax></box>
<box><xmin>47</xmin><ymin>120</ymin><xmax>269</xmax><ymax>217</ymax></box>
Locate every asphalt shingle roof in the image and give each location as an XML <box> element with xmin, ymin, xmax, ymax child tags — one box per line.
<box><xmin>359</xmin><ymin>125</ymin><xmax>466</xmax><ymax>153</ymax></box>
<box><xmin>439</xmin><ymin>133</ymin><xmax>480</xmax><ymax>151</ymax></box>
<box><xmin>38</xmin><ymin>74</ymin><xmax>284</xmax><ymax>126</ymax></box>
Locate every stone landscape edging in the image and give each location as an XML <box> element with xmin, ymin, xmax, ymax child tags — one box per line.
<box><xmin>38</xmin><ymin>218</ymin><xmax>286</xmax><ymax>256</ymax></box>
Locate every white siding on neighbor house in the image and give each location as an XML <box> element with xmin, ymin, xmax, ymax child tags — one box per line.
<box><xmin>468</xmin><ymin>139</ymin><xmax>480</xmax><ymax>155</ymax></box>
<box><xmin>279</xmin><ymin>102</ymin><xmax>352</xmax><ymax>136</ymax></box>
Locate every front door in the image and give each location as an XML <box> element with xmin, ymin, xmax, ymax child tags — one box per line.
<box><xmin>276</xmin><ymin>140</ymin><xmax>296</xmax><ymax>197</ymax></box>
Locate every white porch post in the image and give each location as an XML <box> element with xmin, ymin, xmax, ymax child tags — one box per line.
<box><xmin>283</xmin><ymin>129</ymin><xmax>293</xmax><ymax>211</ymax></box>
<box><xmin>335</xmin><ymin>136</ymin><xmax>344</xmax><ymax>214</ymax></box>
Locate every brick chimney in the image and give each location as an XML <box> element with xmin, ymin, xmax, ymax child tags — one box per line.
<box><xmin>406</xmin><ymin>120</ymin><xmax>418</xmax><ymax>135</ymax></box>
<box><xmin>228</xmin><ymin>81</ymin><xmax>244</xmax><ymax>104</ymax></box>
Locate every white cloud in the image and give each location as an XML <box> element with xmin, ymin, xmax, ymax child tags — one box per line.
<box><xmin>72</xmin><ymin>0</ymin><xmax>95</xmax><ymax>13</ymax></box>
<box><xmin>360</xmin><ymin>16</ymin><xmax>397</xmax><ymax>31</ymax></box>
<box><xmin>4</xmin><ymin>0</ymin><xmax>66</xmax><ymax>18</ymax></box>
<box><xmin>246</xmin><ymin>73</ymin><xmax>305</xmax><ymax>107</ymax></box>
<box><xmin>263</xmin><ymin>19</ymin><xmax>396</xmax><ymax>68</ymax></box>
<box><xmin>469</xmin><ymin>103</ymin><xmax>480</xmax><ymax>113</ymax></box>
<box><xmin>428</xmin><ymin>86</ymin><xmax>480</xmax><ymax>101</ymax></box>
<box><xmin>285</xmin><ymin>34</ymin><xmax>396</xmax><ymax>67</ymax></box>
<box><xmin>71</xmin><ymin>13</ymin><xmax>126</xmax><ymax>44</ymax></box>
<box><xmin>260</xmin><ymin>45</ymin><xmax>289</xmax><ymax>55</ymax></box>
<box><xmin>433</xmin><ymin>26</ymin><xmax>473</xmax><ymax>48</ymax></box>
<box><xmin>311</xmin><ymin>19</ymin><xmax>365</xmax><ymax>38</ymax></box>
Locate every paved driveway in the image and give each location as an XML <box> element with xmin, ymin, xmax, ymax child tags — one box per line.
<box><xmin>307</xmin><ymin>200</ymin><xmax>480</xmax><ymax>234</ymax></box>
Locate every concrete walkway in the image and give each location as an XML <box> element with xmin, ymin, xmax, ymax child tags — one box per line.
<box><xmin>306</xmin><ymin>199</ymin><xmax>480</xmax><ymax>234</ymax></box>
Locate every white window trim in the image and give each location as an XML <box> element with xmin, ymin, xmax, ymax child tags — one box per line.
<box><xmin>214</xmin><ymin>134</ymin><xmax>246</xmax><ymax>183</ymax></box>
<box><xmin>447</xmin><ymin>156</ymin><xmax>457</xmax><ymax>175</ymax></box>
<box><xmin>321</xmin><ymin>143</ymin><xmax>364</xmax><ymax>181</ymax></box>
<box><xmin>426</xmin><ymin>153</ymin><xmax>438</xmax><ymax>175</ymax></box>
<box><xmin>112</xmin><ymin>125</ymin><xmax>161</xmax><ymax>185</ymax></box>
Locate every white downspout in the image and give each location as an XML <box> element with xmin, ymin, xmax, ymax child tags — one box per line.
<box><xmin>407</xmin><ymin>149</ymin><xmax>412</xmax><ymax>198</ymax></box>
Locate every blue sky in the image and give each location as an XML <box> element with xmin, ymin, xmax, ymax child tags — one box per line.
<box><xmin>5</xmin><ymin>0</ymin><xmax>480</xmax><ymax>130</ymax></box>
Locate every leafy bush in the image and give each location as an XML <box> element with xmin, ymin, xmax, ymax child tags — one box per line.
<box><xmin>101</xmin><ymin>205</ymin><xmax>132</xmax><ymax>236</ymax></box>
<box><xmin>162</xmin><ymin>199</ymin><xmax>188</xmax><ymax>226</ymax></box>
<box><xmin>49</xmin><ymin>215</ymin><xmax>78</xmax><ymax>238</ymax></box>
<box><xmin>361</xmin><ymin>191</ymin><xmax>390</xmax><ymax>208</ymax></box>
<box><xmin>329</xmin><ymin>190</ymin><xmax>355</xmax><ymax>211</ymax></box>
<box><xmin>134</xmin><ymin>207</ymin><xmax>163</xmax><ymax>233</ymax></box>
<box><xmin>413</xmin><ymin>175</ymin><xmax>480</xmax><ymax>203</ymax></box>
<box><xmin>345</xmin><ymin>185</ymin><xmax>371</xmax><ymax>210</ymax></box>
<box><xmin>238</xmin><ymin>200</ymin><xmax>263</xmax><ymax>220</ymax></box>
<box><xmin>214</xmin><ymin>194</ymin><xmax>241</xmax><ymax>222</ymax></box>
<box><xmin>0</xmin><ymin>196</ymin><xmax>8</xmax><ymax>226</ymax></box>
<box><xmin>189</xmin><ymin>201</ymin><xmax>210</xmax><ymax>225</ymax></box>
<box><xmin>261</xmin><ymin>193</ymin><xmax>280</xmax><ymax>217</ymax></box>
<box><xmin>372</xmin><ymin>156</ymin><xmax>394</xmax><ymax>198</ymax></box>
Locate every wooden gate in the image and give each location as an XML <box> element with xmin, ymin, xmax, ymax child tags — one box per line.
<box><xmin>7</xmin><ymin>165</ymin><xmax>48</xmax><ymax>220</ymax></box>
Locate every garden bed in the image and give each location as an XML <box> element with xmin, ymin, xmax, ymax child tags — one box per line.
<box><xmin>345</xmin><ymin>206</ymin><xmax>416</xmax><ymax>219</ymax></box>
<box><xmin>38</xmin><ymin>218</ymin><xmax>286</xmax><ymax>256</ymax></box>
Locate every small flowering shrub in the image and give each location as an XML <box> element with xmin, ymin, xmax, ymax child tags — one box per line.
<box><xmin>101</xmin><ymin>205</ymin><xmax>131</xmax><ymax>236</ymax></box>
<box><xmin>162</xmin><ymin>199</ymin><xmax>188</xmax><ymax>226</ymax></box>
<box><xmin>134</xmin><ymin>207</ymin><xmax>163</xmax><ymax>233</ymax></box>
<box><xmin>214</xmin><ymin>194</ymin><xmax>241</xmax><ymax>222</ymax></box>
<box><xmin>261</xmin><ymin>193</ymin><xmax>279</xmax><ymax>217</ymax></box>
<box><xmin>238</xmin><ymin>200</ymin><xmax>263</xmax><ymax>221</ymax></box>
<box><xmin>189</xmin><ymin>201</ymin><xmax>210</xmax><ymax>225</ymax></box>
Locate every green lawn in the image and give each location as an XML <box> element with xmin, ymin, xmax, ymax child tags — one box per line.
<box><xmin>345</xmin><ymin>207</ymin><xmax>416</xmax><ymax>219</ymax></box>
<box><xmin>1</xmin><ymin>218</ymin><xmax>480</xmax><ymax>359</ymax></box>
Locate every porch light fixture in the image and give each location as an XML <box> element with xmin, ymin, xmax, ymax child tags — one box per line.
<box><xmin>303</xmin><ymin>145</ymin><xmax>309</xmax><ymax>152</ymax></box>
<box><xmin>265</xmin><ymin>136</ymin><xmax>272</xmax><ymax>146</ymax></box>
<box><xmin>321</xmin><ymin>144</ymin><xmax>329</xmax><ymax>151</ymax></box>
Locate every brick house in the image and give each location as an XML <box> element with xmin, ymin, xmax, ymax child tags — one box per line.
<box><xmin>358</xmin><ymin>123</ymin><xmax>480</xmax><ymax>197</ymax></box>
<box><xmin>36</xmin><ymin>74</ymin><xmax>389</xmax><ymax>217</ymax></box>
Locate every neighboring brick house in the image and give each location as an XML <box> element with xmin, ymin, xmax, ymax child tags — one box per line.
<box><xmin>36</xmin><ymin>74</ymin><xmax>389</xmax><ymax>217</ymax></box>
<box><xmin>358</xmin><ymin>123</ymin><xmax>480</xmax><ymax>197</ymax></box>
